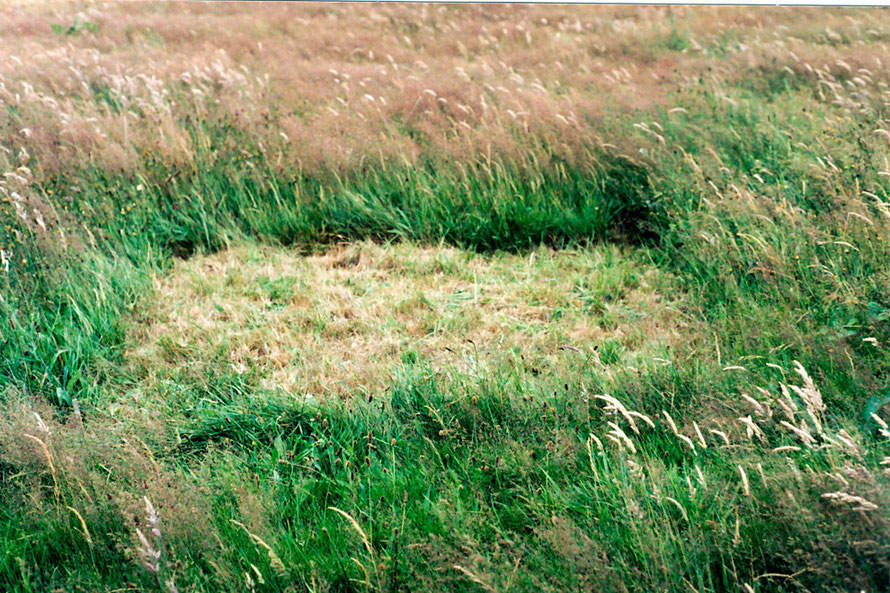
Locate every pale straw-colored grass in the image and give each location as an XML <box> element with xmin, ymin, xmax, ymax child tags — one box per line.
<box><xmin>124</xmin><ymin>241</ymin><xmax>684</xmax><ymax>401</ymax></box>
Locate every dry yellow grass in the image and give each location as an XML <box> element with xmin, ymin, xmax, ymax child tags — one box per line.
<box><xmin>3</xmin><ymin>3</ymin><xmax>887</xmax><ymax>178</ymax></box>
<box><xmin>124</xmin><ymin>242</ymin><xmax>685</xmax><ymax>399</ymax></box>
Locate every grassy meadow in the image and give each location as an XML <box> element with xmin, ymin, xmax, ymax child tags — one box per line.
<box><xmin>1</xmin><ymin>3</ymin><xmax>890</xmax><ymax>592</ymax></box>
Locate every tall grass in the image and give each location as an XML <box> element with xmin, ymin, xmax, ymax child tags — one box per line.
<box><xmin>1</xmin><ymin>144</ymin><xmax>655</xmax><ymax>412</ymax></box>
<box><xmin>1</xmin><ymin>5</ymin><xmax>890</xmax><ymax>592</ymax></box>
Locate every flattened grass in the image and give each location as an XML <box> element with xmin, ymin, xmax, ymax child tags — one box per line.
<box><xmin>125</xmin><ymin>241</ymin><xmax>683</xmax><ymax>401</ymax></box>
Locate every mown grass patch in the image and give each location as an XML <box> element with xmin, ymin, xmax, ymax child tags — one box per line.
<box><xmin>123</xmin><ymin>241</ymin><xmax>683</xmax><ymax>403</ymax></box>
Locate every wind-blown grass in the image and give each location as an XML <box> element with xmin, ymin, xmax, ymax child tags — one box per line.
<box><xmin>1</xmin><ymin>4</ymin><xmax>889</xmax><ymax>593</ymax></box>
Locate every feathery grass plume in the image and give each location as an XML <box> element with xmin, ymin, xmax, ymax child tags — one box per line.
<box><xmin>740</xmin><ymin>393</ymin><xmax>766</xmax><ymax>416</ymax></box>
<box><xmin>709</xmin><ymin>429</ymin><xmax>731</xmax><ymax>446</ymax></box>
<box><xmin>779</xmin><ymin>420</ymin><xmax>817</xmax><ymax>447</ymax></box>
<box><xmin>662</xmin><ymin>404</ymin><xmax>696</xmax><ymax>451</ymax></box>
<box><xmin>629</xmin><ymin>410</ymin><xmax>656</xmax><ymax>429</ymax></box>
<box><xmin>694</xmin><ymin>465</ymin><xmax>707</xmax><ymax>490</ymax></box>
<box><xmin>871</xmin><ymin>413</ymin><xmax>890</xmax><ymax>439</ymax></box>
<box><xmin>738</xmin><ymin>465</ymin><xmax>751</xmax><ymax>497</ymax></box>
<box><xmin>626</xmin><ymin>458</ymin><xmax>645</xmax><ymax>479</ymax></box>
<box><xmin>821</xmin><ymin>492</ymin><xmax>879</xmax><ymax>512</ymax></box>
<box><xmin>595</xmin><ymin>394</ymin><xmax>640</xmax><ymax>434</ymax></box>
<box><xmin>23</xmin><ymin>433</ymin><xmax>59</xmax><ymax>505</ymax></box>
<box><xmin>777</xmin><ymin>384</ymin><xmax>799</xmax><ymax>421</ymax></box>
<box><xmin>772</xmin><ymin>445</ymin><xmax>802</xmax><ymax>453</ymax></box>
<box><xmin>663</xmin><ymin>497</ymin><xmax>689</xmax><ymax>521</ymax></box>
<box><xmin>230</xmin><ymin>520</ymin><xmax>287</xmax><ymax>575</ymax></box>
<box><xmin>31</xmin><ymin>412</ymin><xmax>50</xmax><ymax>434</ymax></box>
<box><xmin>66</xmin><ymin>506</ymin><xmax>93</xmax><ymax>547</ymax></box>
<box><xmin>830</xmin><ymin>429</ymin><xmax>861</xmax><ymax>456</ymax></box>
<box><xmin>453</xmin><ymin>565</ymin><xmax>496</xmax><ymax>592</ymax></box>
<box><xmin>789</xmin><ymin>361</ymin><xmax>824</xmax><ymax>433</ymax></box>
<box><xmin>692</xmin><ymin>422</ymin><xmax>707</xmax><ymax>449</ymax></box>
<box><xmin>676</xmin><ymin>433</ymin><xmax>696</xmax><ymax>453</ymax></box>
<box><xmin>586</xmin><ymin>433</ymin><xmax>604</xmax><ymax>479</ymax></box>
<box><xmin>328</xmin><ymin>507</ymin><xmax>374</xmax><ymax>556</ymax></box>
<box><xmin>738</xmin><ymin>416</ymin><xmax>767</xmax><ymax>443</ymax></box>
<box><xmin>662</xmin><ymin>410</ymin><xmax>679</xmax><ymax>435</ymax></box>
<box><xmin>606</xmin><ymin>422</ymin><xmax>637</xmax><ymax>454</ymax></box>
<box><xmin>134</xmin><ymin>497</ymin><xmax>180</xmax><ymax>592</ymax></box>
<box><xmin>135</xmin><ymin>497</ymin><xmax>164</xmax><ymax>574</ymax></box>
<box><xmin>136</xmin><ymin>527</ymin><xmax>161</xmax><ymax>573</ymax></box>
<box><xmin>752</xmin><ymin>387</ymin><xmax>774</xmax><ymax>417</ymax></box>
<box><xmin>249</xmin><ymin>564</ymin><xmax>264</xmax><ymax>586</ymax></box>
<box><xmin>145</xmin><ymin>496</ymin><xmax>160</xmax><ymax>538</ymax></box>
